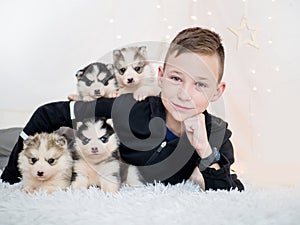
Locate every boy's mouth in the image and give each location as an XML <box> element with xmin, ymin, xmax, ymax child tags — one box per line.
<box><xmin>171</xmin><ymin>102</ymin><xmax>194</xmax><ymax>112</ymax></box>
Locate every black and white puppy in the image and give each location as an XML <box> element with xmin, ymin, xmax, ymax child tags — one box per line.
<box><xmin>71</xmin><ymin>117</ymin><xmax>144</xmax><ymax>193</ymax></box>
<box><xmin>113</xmin><ymin>46</ymin><xmax>161</xmax><ymax>101</ymax></box>
<box><xmin>70</xmin><ymin>62</ymin><xmax>119</xmax><ymax>101</ymax></box>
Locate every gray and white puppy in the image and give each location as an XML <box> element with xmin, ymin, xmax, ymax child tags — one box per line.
<box><xmin>113</xmin><ymin>46</ymin><xmax>161</xmax><ymax>101</ymax></box>
<box><xmin>71</xmin><ymin>62</ymin><xmax>118</xmax><ymax>101</ymax></box>
<box><xmin>18</xmin><ymin>133</ymin><xmax>73</xmax><ymax>194</ymax></box>
<box><xmin>71</xmin><ymin>117</ymin><xmax>144</xmax><ymax>193</ymax></box>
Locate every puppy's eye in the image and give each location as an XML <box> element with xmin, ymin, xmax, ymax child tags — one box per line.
<box><xmin>47</xmin><ymin>158</ymin><xmax>55</xmax><ymax>165</ymax></box>
<box><xmin>119</xmin><ymin>68</ymin><xmax>126</xmax><ymax>75</ymax></box>
<box><xmin>99</xmin><ymin>136</ymin><xmax>108</xmax><ymax>143</ymax></box>
<box><xmin>82</xmin><ymin>137</ymin><xmax>91</xmax><ymax>145</ymax></box>
<box><xmin>31</xmin><ymin>158</ymin><xmax>38</xmax><ymax>164</ymax></box>
<box><xmin>86</xmin><ymin>80</ymin><xmax>93</xmax><ymax>86</ymax></box>
<box><xmin>134</xmin><ymin>66</ymin><xmax>142</xmax><ymax>73</ymax></box>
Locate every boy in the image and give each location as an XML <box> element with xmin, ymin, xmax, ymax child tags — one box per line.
<box><xmin>1</xmin><ymin>27</ymin><xmax>244</xmax><ymax>191</ymax></box>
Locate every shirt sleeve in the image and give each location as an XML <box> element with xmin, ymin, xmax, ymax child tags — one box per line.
<box><xmin>201</xmin><ymin>119</ymin><xmax>244</xmax><ymax>191</ymax></box>
<box><xmin>74</xmin><ymin>97</ymin><xmax>115</xmax><ymax>120</ymax></box>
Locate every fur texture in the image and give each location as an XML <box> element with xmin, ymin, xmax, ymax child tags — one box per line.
<box><xmin>18</xmin><ymin>133</ymin><xmax>73</xmax><ymax>194</ymax></box>
<box><xmin>113</xmin><ymin>46</ymin><xmax>161</xmax><ymax>101</ymax></box>
<box><xmin>71</xmin><ymin>62</ymin><xmax>118</xmax><ymax>101</ymax></box>
<box><xmin>71</xmin><ymin>117</ymin><xmax>144</xmax><ymax>193</ymax></box>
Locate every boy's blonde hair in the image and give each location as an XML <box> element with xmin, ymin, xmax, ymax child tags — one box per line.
<box><xmin>164</xmin><ymin>27</ymin><xmax>225</xmax><ymax>83</ymax></box>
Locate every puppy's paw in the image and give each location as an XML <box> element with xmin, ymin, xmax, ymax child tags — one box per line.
<box><xmin>108</xmin><ymin>90</ymin><xmax>119</xmax><ymax>98</ymax></box>
<box><xmin>82</xmin><ymin>96</ymin><xmax>96</xmax><ymax>102</ymax></box>
<box><xmin>71</xmin><ymin>181</ymin><xmax>88</xmax><ymax>190</ymax></box>
<box><xmin>101</xmin><ymin>182</ymin><xmax>120</xmax><ymax>193</ymax></box>
<box><xmin>133</xmin><ymin>88</ymin><xmax>150</xmax><ymax>101</ymax></box>
<box><xmin>68</xmin><ymin>94</ymin><xmax>82</xmax><ymax>101</ymax></box>
<box><xmin>22</xmin><ymin>187</ymin><xmax>35</xmax><ymax>194</ymax></box>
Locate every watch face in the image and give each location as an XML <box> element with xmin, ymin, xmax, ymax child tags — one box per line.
<box><xmin>199</xmin><ymin>147</ymin><xmax>220</xmax><ymax>171</ymax></box>
<box><xmin>212</xmin><ymin>147</ymin><xmax>221</xmax><ymax>162</ymax></box>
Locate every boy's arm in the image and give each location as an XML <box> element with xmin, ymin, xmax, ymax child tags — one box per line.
<box><xmin>200</xmin><ymin>129</ymin><xmax>244</xmax><ymax>191</ymax></box>
<box><xmin>1</xmin><ymin>98</ymin><xmax>115</xmax><ymax>184</ymax></box>
<box><xmin>184</xmin><ymin>113</ymin><xmax>244</xmax><ymax>191</ymax></box>
<box><xmin>74</xmin><ymin>98</ymin><xmax>115</xmax><ymax>120</ymax></box>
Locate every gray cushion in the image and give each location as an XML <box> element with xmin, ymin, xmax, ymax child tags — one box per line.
<box><xmin>0</xmin><ymin>128</ymin><xmax>22</xmax><ymax>169</ymax></box>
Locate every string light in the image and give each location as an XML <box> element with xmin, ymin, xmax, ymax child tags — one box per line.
<box><xmin>251</xmin><ymin>69</ymin><xmax>256</xmax><ymax>74</ymax></box>
<box><xmin>252</xmin><ymin>86</ymin><xmax>257</xmax><ymax>91</ymax></box>
<box><xmin>109</xmin><ymin>19</ymin><xmax>114</xmax><ymax>23</ymax></box>
<box><xmin>275</xmin><ymin>67</ymin><xmax>280</xmax><ymax>72</ymax></box>
<box><xmin>167</xmin><ymin>25</ymin><xmax>173</xmax><ymax>30</ymax></box>
<box><xmin>190</xmin><ymin>15</ymin><xmax>197</xmax><ymax>20</ymax></box>
<box><xmin>207</xmin><ymin>11</ymin><xmax>212</xmax><ymax>16</ymax></box>
<box><xmin>116</xmin><ymin>35</ymin><xmax>122</xmax><ymax>40</ymax></box>
<box><xmin>156</xmin><ymin>4</ymin><xmax>161</xmax><ymax>9</ymax></box>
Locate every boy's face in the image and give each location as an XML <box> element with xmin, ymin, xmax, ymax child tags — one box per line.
<box><xmin>158</xmin><ymin>52</ymin><xmax>225</xmax><ymax>122</ymax></box>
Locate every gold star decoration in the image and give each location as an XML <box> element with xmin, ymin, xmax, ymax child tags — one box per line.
<box><xmin>228</xmin><ymin>16</ymin><xmax>259</xmax><ymax>50</ymax></box>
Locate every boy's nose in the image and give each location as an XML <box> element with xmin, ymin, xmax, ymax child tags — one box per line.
<box><xmin>177</xmin><ymin>86</ymin><xmax>192</xmax><ymax>101</ymax></box>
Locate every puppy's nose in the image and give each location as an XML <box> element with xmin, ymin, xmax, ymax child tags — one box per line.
<box><xmin>127</xmin><ymin>78</ymin><xmax>134</xmax><ymax>83</ymax></box>
<box><xmin>94</xmin><ymin>89</ymin><xmax>101</xmax><ymax>96</ymax></box>
<box><xmin>91</xmin><ymin>147</ymin><xmax>99</xmax><ymax>153</ymax></box>
<box><xmin>37</xmin><ymin>171</ymin><xmax>44</xmax><ymax>177</ymax></box>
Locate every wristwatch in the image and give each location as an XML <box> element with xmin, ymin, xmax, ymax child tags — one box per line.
<box><xmin>199</xmin><ymin>147</ymin><xmax>221</xmax><ymax>171</ymax></box>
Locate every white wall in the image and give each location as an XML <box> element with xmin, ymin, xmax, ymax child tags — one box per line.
<box><xmin>1</xmin><ymin>0</ymin><xmax>299</xmax><ymax>185</ymax></box>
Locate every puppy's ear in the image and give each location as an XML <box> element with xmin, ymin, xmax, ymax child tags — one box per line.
<box><xmin>138</xmin><ymin>46</ymin><xmax>147</xmax><ymax>57</ymax></box>
<box><xmin>23</xmin><ymin>134</ymin><xmax>38</xmax><ymax>149</ymax></box>
<box><xmin>76</xmin><ymin>121</ymin><xmax>83</xmax><ymax>129</ymax></box>
<box><xmin>113</xmin><ymin>49</ymin><xmax>123</xmax><ymax>63</ymax></box>
<box><xmin>113</xmin><ymin>49</ymin><xmax>121</xmax><ymax>56</ymax></box>
<box><xmin>106</xmin><ymin>64</ymin><xmax>115</xmax><ymax>75</ymax></box>
<box><xmin>23</xmin><ymin>136</ymin><xmax>34</xmax><ymax>148</ymax></box>
<box><xmin>75</xmin><ymin>69</ymin><xmax>85</xmax><ymax>81</ymax></box>
<box><xmin>54</xmin><ymin>135</ymin><xmax>67</xmax><ymax>147</ymax></box>
<box><xmin>106</xmin><ymin>118</ymin><xmax>114</xmax><ymax>129</ymax></box>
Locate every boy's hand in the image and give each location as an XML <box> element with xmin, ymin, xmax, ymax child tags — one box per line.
<box><xmin>183</xmin><ymin>114</ymin><xmax>212</xmax><ymax>158</ymax></box>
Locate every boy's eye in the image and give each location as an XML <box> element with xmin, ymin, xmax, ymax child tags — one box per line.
<box><xmin>47</xmin><ymin>158</ymin><xmax>55</xmax><ymax>165</ymax></box>
<box><xmin>31</xmin><ymin>158</ymin><xmax>38</xmax><ymax>164</ymax></box>
<box><xmin>82</xmin><ymin>137</ymin><xmax>91</xmax><ymax>145</ymax></box>
<box><xmin>196</xmin><ymin>82</ymin><xmax>207</xmax><ymax>88</ymax></box>
<box><xmin>99</xmin><ymin>136</ymin><xmax>108</xmax><ymax>143</ymax></box>
<box><xmin>170</xmin><ymin>76</ymin><xmax>182</xmax><ymax>82</ymax></box>
<box><xmin>119</xmin><ymin>68</ymin><xmax>126</xmax><ymax>74</ymax></box>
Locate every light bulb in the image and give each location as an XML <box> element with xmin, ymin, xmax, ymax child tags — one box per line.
<box><xmin>190</xmin><ymin>15</ymin><xmax>197</xmax><ymax>20</ymax></box>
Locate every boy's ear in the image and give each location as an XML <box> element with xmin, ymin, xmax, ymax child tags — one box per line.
<box><xmin>158</xmin><ymin>66</ymin><xmax>164</xmax><ymax>88</ymax></box>
<box><xmin>211</xmin><ymin>82</ymin><xmax>226</xmax><ymax>102</ymax></box>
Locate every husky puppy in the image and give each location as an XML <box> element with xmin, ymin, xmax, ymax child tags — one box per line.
<box><xmin>18</xmin><ymin>133</ymin><xmax>73</xmax><ymax>194</ymax></box>
<box><xmin>70</xmin><ymin>62</ymin><xmax>119</xmax><ymax>101</ymax></box>
<box><xmin>113</xmin><ymin>46</ymin><xmax>161</xmax><ymax>101</ymax></box>
<box><xmin>71</xmin><ymin>117</ymin><xmax>144</xmax><ymax>193</ymax></box>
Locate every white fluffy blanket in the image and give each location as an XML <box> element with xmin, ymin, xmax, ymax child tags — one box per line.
<box><xmin>1</xmin><ymin>174</ymin><xmax>299</xmax><ymax>225</ymax></box>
